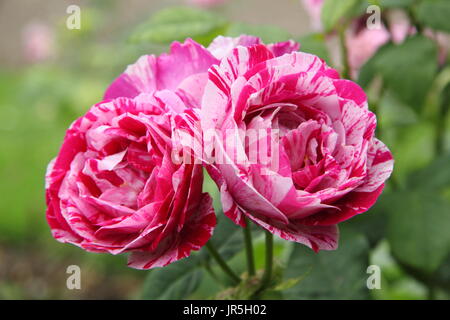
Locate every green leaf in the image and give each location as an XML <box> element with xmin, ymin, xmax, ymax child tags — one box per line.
<box><xmin>387</xmin><ymin>190</ymin><xmax>450</xmax><ymax>274</ymax></box>
<box><xmin>345</xmin><ymin>193</ymin><xmax>390</xmax><ymax>248</ymax></box>
<box><xmin>359</xmin><ymin>36</ymin><xmax>438</xmax><ymax>111</ymax></box>
<box><xmin>357</xmin><ymin>42</ymin><xmax>391</xmax><ymax>89</ymax></box>
<box><xmin>284</xmin><ymin>229</ymin><xmax>370</xmax><ymax>299</ymax></box>
<box><xmin>417</xmin><ymin>0</ymin><xmax>450</xmax><ymax>33</ymax></box>
<box><xmin>432</xmin><ymin>253</ymin><xmax>450</xmax><ymax>289</ymax></box>
<box><xmin>380</xmin><ymin>36</ymin><xmax>438</xmax><ymax>109</ymax></box>
<box><xmin>377</xmin><ymin>90</ymin><xmax>418</xmax><ymax>127</ymax></box>
<box><xmin>370</xmin><ymin>241</ymin><xmax>428</xmax><ymax>300</ymax></box>
<box><xmin>321</xmin><ymin>0</ymin><xmax>362</xmax><ymax>32</ymax></box>
<box><xmin>389</xmin><ymin>122</ymin><xmax>435</xmax><ymax>181</ymax></box>
<box><xmin>297</xmin><ymin>33</ymin><xmax>330</xmax><ymax>63</ymax></box>
<box><xmin>408</xmin><ymin>154</ymin><xmax>450</xmax><ymax>190</ymax></box>
<box><xmin>141</xmin><ymin>257</ymin><xmax>203</xmax><ymax>300</ymax></box>
<box><xmin>273</xmin><ymin>273</ymin><xmax>310</xmax><ymax>292</ymax></box>
<box><xmin>226</xmin><ymin>23</ymin><xmax>292</xmax><ymax>43</ymax></box>
<box><xmin>130</xmin><ymin>6</ymin><xmax>227</xmax><ymax>46</ymax></box>
<box><xmin>377</xmin><ymin>0</ymin><xmax>418</xmax><ymax>8</ymax></box>
<box><xmin>387</xmin><ymin>156</ymin><xmax>450</xmax><ymax>276</ymax></box>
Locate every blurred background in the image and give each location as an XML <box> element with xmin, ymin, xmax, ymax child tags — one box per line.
<box><xmin>0</xmin><ymin>0</ymin><xmax>449</xmax><ymax>300</ymax></box>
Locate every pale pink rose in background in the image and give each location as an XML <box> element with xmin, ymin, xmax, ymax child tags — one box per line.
<box><xmin>105</xmin><ymin>38</ymin><xmax>218</xmax><ymax>108</ymax></box>
<box><xmin>346</xmin><ymin>19</ymin><xmax>390</xmax><ymax>78</ymax></box>
<box><xmin>385</xmin><ymin>11</ymin><xmax>448</xmax><ymax>65</ymax></box>
<box><xmin>301</xmin><ymin>0</ymin><xmax>390</xmax><ymax>78</ymax></box>
<box><xmin>22</xmin><ymin>21</ymin><xmax>56</xmax><ymax>63</ymax></box>
<box><xmin>46</xmin><ymin>94</ymin><xmax>216</xmax><ymax>269</ymax></box>
<box><xmin>386</xmin><ymin>11</ymin><xmax>449</xmax><ymax>65</ymax></box>
<box><xmin>186</xmin><ymin>0</ymin><xmax>227</xmax><ymax>8</ymax></box>
<box><xmin>301</xmin><ymin>0</ymin><xmax>324</xmax><ymax>31</ymax></box>
<box><xmin>199</xmin><ymin>41</ymin><xmax>393</xmax><ymax>251</ymax></box>
<box><xmin>387</xmin><ymin>10</ymin><xmax>415</xmax><ymax>44</ymax></box>
<box><xmin>345</xmin><ymin>13</ymin><xmax>448</xmax><ymax>75</ymax></box>
<box><xmin>435</xmin><ymin>32</ymin><xmax>450</xmax><ymax>65</ymax></box>
<box><xmin>424</xmin><ymin>29</ymin><xmax>450</xmax><ymax>65</ymax></box>
<box><xmin>301</xmin><ymin>1</ymin><xmax>449</xmax><ymax>76</ymax></box>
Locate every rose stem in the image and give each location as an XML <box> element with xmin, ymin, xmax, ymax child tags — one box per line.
<box><xmin>339</xmin><ymin>26</ymin><xmax>351</xmax><ymax>80</ymax></box>
<box><xmin>243</xmin><ymin>217</ymin><xmax>256</xmax><ymax>276</ymax></box>
<box><xmin>435</xmin><ymin>83</ymin><xmax>450</xmax><ymax>155</ymax></box>
<box><xmin>427</xmin><ymin>285</ymin><xmax>437</xmax><ymax>300</ymax></box>
<box><xmin>259</xmin><ymin>230</ymin><xmax>274</xmax><ymax>292</ymax></box>
<box><xmin>205</xmin><ymin>242</ymin><xmax>240</xmax><ymax>284</ymax></box>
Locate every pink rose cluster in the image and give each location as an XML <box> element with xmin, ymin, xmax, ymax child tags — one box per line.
<box><xmin>46</xmin><ymin>35</ymin><xmax>393</xmax><ymax>269</ymax></box>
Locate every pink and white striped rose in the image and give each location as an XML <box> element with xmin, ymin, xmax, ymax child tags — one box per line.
<box><xmin>199</xmin><ymin>42</ymin><xmax>393</xmax><ymax>251</ymax></box>
<box><xmin>46</xmin><ymin>34</ymin><xmax>394</xmax><ymax>266</ymax></box>
<box><xmin>46</xmin><ymin>94</ymin><xmax>216</xmax><ymax>269</ymax></box>
<box><xmin>45</xmin><ymin>39</ymin><xmax>219</xmax><ymax>269</ymax></box>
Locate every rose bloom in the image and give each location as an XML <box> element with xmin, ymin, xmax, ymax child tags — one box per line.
<box><xmin>45</xmin><ymin>39</ymin><xmax>219</xmax><ymax>269</ymax></box>
<box><xmin>22</xmin><ymin>21</ymin><xmax>56</xmax><ymax>63</ymax></box>
<box><xmin>46</xmin><ymin>94</ymin><xmax>216</xmax><ymax>269</ymax></box>
<box><xmin>345</xmin><ymin>17</ymin><xmax>390</xmax><ymax>78</ymax></box>
<box><xmin>200</xmin><ymin>41</ymin><xmax>394</xmax><ymax>251</ymax></box>
<box><xmin>387</xmin><ymin>10</ymin><xmax>415</xmax><ymax>44</ymax></box>
<box><xmin>104</xmin><ymin>39</ymin><xmax>218</xmax><ymax>105</ymax></box>
<box><xmin>301</xmin><ymin>0</ymin><xmax>324</xmax><ymax>31</ymax></box>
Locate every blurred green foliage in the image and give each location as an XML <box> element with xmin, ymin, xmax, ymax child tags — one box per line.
<box><xmin>130</xmin><ymin>6</ymin><xmax>228</xmax><ymax>46</ymax></box>
<box><xmin>0</xmin><ymin>2</ymin><xmax>151</xmax><ymax>299</ymax></box>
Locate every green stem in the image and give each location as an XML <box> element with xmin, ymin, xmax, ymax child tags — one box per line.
<box><xmin>203</xmin><ymin>261</ymin><xmax>224</xmax><ymax>287</ymax></box>
<box><xmin>436</xmin><ymin>110</ymin><xmax>446</xmax><ymax>155</ymax></box>
<box><xmin>259</xmin><ymin>231</ymin><xmax>274</xmax><ymax>291</ymax></box>
<box><xmin>205</xmin><ymin>242</ymin><xmax>240</xmax><ymax>285</ymax></box>
<box><xmin>339</xmin><ymin>26</ymin><xmax>351</xmax><ymax>80</ymax></box>
<box><xmin>243</xmin><ymin>218</ymin><xmax>256</xmax><ymax>276</ymax></box>
<box><xmin>407</xmin><ymin>7</ymin><xmax>423</xmax><ymax>34</ymax></box>
<box><xmin>435</xmin><ymin>85</ymin><xmax>450</xmax><ymax>155</ymax></box>
<box><xmin>428</xmin><ymin>285</ymin><xmax>437</xmax><ymax>300</ymax></box>
<box><xmin>374</xmin><ymin>82</ymin><xmax>385</xmax><ymax>138</ymax></box>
